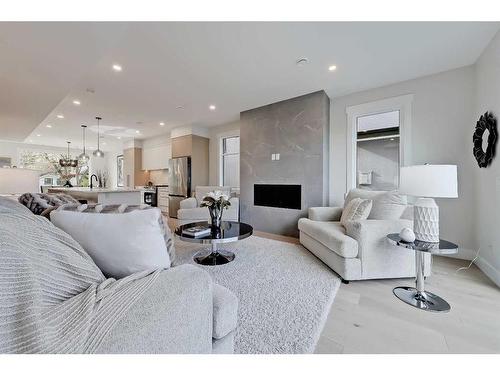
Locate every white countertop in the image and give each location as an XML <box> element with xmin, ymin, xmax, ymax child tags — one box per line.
<box><xmin>49</xmin><ymin>187</ymin><xmax>142</xmax><ymax>193</ymax></box>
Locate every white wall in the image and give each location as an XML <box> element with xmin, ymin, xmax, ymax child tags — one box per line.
<box><xmin>474</xmin><ymin>30</ymin><xmax>500</xmax><ymax>286</ymax></box>
<box><xmin>208</xmin><ymin>121</ymin><xmax>240</xmax><ymax>186</ymax></box>
<box><xmin>330</xmin><ymin>66</ymin><xmax>477</xmax><ymax>258</ymax></box>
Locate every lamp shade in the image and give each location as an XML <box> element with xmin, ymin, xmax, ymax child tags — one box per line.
<box><xmin>0</xmin><ymin>168</ymin><xmax>40</xmax><ymax>194</ymax></box>
<box><xmin>399</xmin><ymin>164</ymin><xmax>458</xmax><ymax>198</ymax></box>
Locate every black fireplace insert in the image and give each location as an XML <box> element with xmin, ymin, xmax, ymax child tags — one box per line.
<box><xmin>254</xmin><ymin>184</ymin><xmax>301</xmax><ymax>210</ymax></box>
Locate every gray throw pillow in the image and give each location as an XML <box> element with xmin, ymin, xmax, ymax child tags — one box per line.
<box><xmin>345</xmin><ymin>189</ymin><xmax>407</xmax><ymax>220</ymax></box>
<box><xmin>57</xmin><ymin>203</ymin><xmax>175</xmax><ymax>264</ymax></box>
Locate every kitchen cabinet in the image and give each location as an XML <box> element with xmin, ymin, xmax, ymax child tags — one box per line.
<box><xmin>142</xmin><ymin>143</ymin><xmax>171</xmax><ymax>170</ymax></box>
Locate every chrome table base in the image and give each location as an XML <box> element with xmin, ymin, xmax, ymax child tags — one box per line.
<box><xmin>393</xmin><ymin>248</ymin><xmax>451</xmax><ymax>312</ymax></box>
<box><xmin>393</xmin><ymin>287</ymin><xmax>451</xmax><ymax>312</ymax></box>
<box><xmin>193</xmin><ymin>242</ymin><xmax>235</xmax><ymax>266</ymax></box>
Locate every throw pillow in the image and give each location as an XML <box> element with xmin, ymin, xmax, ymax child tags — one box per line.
<box><xmin>50</xmin><ymin>205</ymin><xmax>172</xmax><ymax>279</ymax></box>
<box><xmin>18</xmin><ymin>192</ymin><xmax>80</xmax><ymax>216</ymax></box>
<box><xmin>345</xmin><ymin>189</ymin><xmax>407</xmax><ymax>220</ymax></box>
<box><xmin>340</xmin><ymin>198</ymin><xmax>372</xmax><ymax>227</ymax></box>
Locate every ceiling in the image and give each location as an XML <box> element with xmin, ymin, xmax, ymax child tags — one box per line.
<box><xmin>0</xmin><ymin>22</ymin><xmax>498</xmax><ymax>151</ymax></box>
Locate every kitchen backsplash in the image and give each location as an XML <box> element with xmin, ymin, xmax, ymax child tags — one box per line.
<box><xmin>149</xmin><ymin>169</ymin><xmax>169</xmax><ymax>185</ymax></box>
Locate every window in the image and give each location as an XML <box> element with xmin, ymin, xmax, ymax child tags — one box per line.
<box><xmin>19</xmin><ymin>149</ymin><xmax>89</xmax><ymax>187</ymax></box>
<box><xmin>346</xmin><ymin>94</ymin><xmax>412</xmax><ymax>192</ymax></box>
<box><xmin>221</xmin><ymin>136</ymin><xmax>240</xmax><ymax>188</ymax></box>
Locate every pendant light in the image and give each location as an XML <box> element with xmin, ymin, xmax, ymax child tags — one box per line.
<box><xmin>78</xmin><ymin>125</ymin><xmax>90</xmax><ymax>163</ymax></box>
<box><xmin>59</xmin><ymin>141</ymin><xmax>78</xmax><ymax>167</ymax></box>
<box><xmin>93</xmin><ymin>116</ymin><xmax>104</xmax><ymax>157</ymax></box>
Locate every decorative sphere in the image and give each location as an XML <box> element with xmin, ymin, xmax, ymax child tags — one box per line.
<box><xmin>400</xmin><ymin>227</ymin><xmax>416</xmax><ymax>243</ymax></box>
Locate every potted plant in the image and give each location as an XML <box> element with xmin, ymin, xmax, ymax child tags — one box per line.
<box><xmin>200</xmin><ymin>190</ymin><xmax>231</xmax><ymax>228</ymax></box>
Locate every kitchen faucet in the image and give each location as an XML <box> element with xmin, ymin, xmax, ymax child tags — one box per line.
<box><xmin>90</xmin><ymin>174</ymin><xmax>98</xmax><ymax>189</ymax></box>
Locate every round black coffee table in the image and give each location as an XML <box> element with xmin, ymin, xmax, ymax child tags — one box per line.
<box><xmin>387</xmin><ymin>233</ymin><xmax>458</xmax><ymax>312</ymax></box>
<box><xmin>175</xmin><ymin>221</ymin><xmax>253</xmax><ymax>266</ymax></box>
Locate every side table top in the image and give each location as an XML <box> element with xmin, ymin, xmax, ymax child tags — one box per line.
<box><xmin>175</xmin><ymin>221</ymin><xmax>253</xmax><ymax>244</ymax></box>
<box><xmin>386</xmin><ymin>233</ymin><xmax>458</xmax><ymax>255</ymax></box>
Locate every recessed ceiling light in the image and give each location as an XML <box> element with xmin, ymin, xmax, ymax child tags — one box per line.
<box><xmin>390</xmin><ymin>138</ymin><xmax>395</xmax><ymax>141</ymax></box>
<box><xmin>209</xmin><ymin>105</ymin><xmax>216</xmax><ymax>111</ymax></box>
<box><xmin>112</xmin><ymin>64</ymin><xmax>122</xmax><ymax>72</ymax></box>
<box><xmin>328</xmin><ymin>65</ymin><xmax>337</xmax><ymax>71</ymax></box>
<box><xmin>159</xmin><ymin>122</ymin><xmax>165</xmax><ymax>126</ymax></box>
<box><xmin>36</xmin><ymin>134</ymin><xmax>41</xmax><ymax>137</ymax></box>
<box><xmin>72</xmin><ymin>100</ymin><xmax>81</xmax><ymax>105</ymax></box>
<box><xmin>117</xmin><ymin>136</ymin><xmax>121</xmax><ymax>140</ymax></box>
<box><xmin>176</xmin><ymin>105</ymin><xmax>185</xmax><ymax>110</ymax></box>
<box><xmin>46</xmin><ymin>124</ymin><xmax>52</xmax><ymax>128</ymax></box>
<box><xmin>57</xmin><ymin>114</ymin><xmax>64</xmax><ymax>119</ymax></box>
<box><xmin>136</xmin><ymin>130</ymin><xmax>140</xmax><ymax>134</ymax></box>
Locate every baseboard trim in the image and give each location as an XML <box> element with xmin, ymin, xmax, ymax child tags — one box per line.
<box><xmin>439</xmin><ymin>248</ymin><xmax>477</xmax><ymax>261</ymax></box>
<box><xmin>476</xmin><ymin>257</ymin><xmax>500</xmax><ymax>288</ymax></box>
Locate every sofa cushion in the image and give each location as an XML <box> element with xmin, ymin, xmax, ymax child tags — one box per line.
<box><xmin>51</xmin><ymin>206</ymin><xmax>171</xmax><ymax>278</ymax></box>
<box><xmin>345</xmin><ymin>189</ymin><xmax>407</xmax><ymax>220</ymax></box>
<box><xmin>298</xmin><ymin>218</ymin><xmax>358</xmax><ymax>258</ymax></box>
<box><xmin>340</xmin><ymin>198</ymin><xmax>372</xmax><ymax>227</ymax></box>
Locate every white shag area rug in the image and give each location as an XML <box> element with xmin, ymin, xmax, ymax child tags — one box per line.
<box><xmin>174</xmin><ymin>235</ymin><xmax>340</xmax><ymax>354</ymax></box>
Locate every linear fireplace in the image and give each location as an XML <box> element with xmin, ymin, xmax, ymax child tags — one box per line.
<box><xmin>254</xmin><ymin>184</ymin><xmax>301</xmax><ymax>210</ymax></box>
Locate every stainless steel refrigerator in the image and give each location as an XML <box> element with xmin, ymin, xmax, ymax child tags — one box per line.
<box><xmin>168</xmin><ymin>156</ymin><xmax>191</xmax><ymax>218</ymax></box>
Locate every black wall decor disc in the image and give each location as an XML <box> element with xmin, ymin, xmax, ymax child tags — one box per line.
<box><xmin>473</xmin><ymin>111</ymin><xmax>498</xmax><ymax>168</ymax></box>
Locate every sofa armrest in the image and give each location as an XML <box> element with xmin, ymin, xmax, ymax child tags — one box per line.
<box><xmin>308</xmin><ymin>207</ymin><xmax>343</xmax><ymax>221</ymax></box>
<box><xmin>344</xmin><ymin>219</ymin><xmax>412</xmax><ymax>244</ymax></box>
<box><xmin>94</xmin><ymin>265</ymin><xmax>214</xmax><ymax>353</ymax></box>
<box><xmin>343</xmin><ymin>219</ymin><xmax>431</xmax><ymax>279</ymax></box>
<box><xmin>180</xmin><ymin>197</ymin><xmax>198</xmax><ymax>209</ymax></box>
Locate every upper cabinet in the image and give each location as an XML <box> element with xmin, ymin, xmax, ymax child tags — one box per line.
<box><xmin>141</xmin><ymin>139</ymin><xmax>171</xmax><ymax>170</ymax></box>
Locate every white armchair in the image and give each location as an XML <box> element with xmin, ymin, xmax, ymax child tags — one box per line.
<box><xmin>298</xmin><ymin>189</ymin><xmax>431</xmax><ymax>282</ymax></box>
<box><xmin>177</xmin><ymin>186</ymin><xmax>239</xmax><ymax>225</ymax></box>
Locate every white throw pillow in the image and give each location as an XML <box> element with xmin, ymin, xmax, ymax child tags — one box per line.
<box><xmin>50</xmin><ymin>207</ymin><xmax>171</xmax><ymax>278</ymax></box>
<box><xmin>340</xmin><ymin>198</ymin><xmax>372</xmax><ymax>227</ymax></box>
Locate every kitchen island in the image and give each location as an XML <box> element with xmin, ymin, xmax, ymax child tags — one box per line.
<box><xmin>48</xmin><ymin>187</ymin><xmax>142</xmax><ymax>205</ymax></box>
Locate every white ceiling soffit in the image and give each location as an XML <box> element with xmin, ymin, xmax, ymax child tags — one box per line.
<box><xmin>0</xmin><ymin>22</ymin><xmax>498</xmax><ymax>149</ymax></box>
<box><xmin>0</xmin><ymin>22</ymin><xmax>128</xmax><ymax>142</ymax></box>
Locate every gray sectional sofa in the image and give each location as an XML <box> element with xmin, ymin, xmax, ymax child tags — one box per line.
<box><xmin>0</xmin><ymin>197</ymin><xmax>237</xmax><ymax>354</ymax></box>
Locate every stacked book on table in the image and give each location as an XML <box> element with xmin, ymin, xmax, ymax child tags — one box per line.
<box><xmin>182</xmin><ymin>225</ymin><xmax>211</xmax><ymax>237</ymax></box>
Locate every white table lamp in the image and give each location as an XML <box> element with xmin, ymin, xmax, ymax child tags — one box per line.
<box><xmin>399</xmin><ymin>165</ymin><xmax>458</xmax><ymax>243</ymax></box>
<box><xmin>0</xmin><ymin>168</ymin><xmax>40</xmax><ymax>195</ymax></box>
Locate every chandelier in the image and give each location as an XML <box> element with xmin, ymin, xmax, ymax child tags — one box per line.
<box><xmin>59</xmin><ymin>141</ymin><xmax>78</xmax><ymax>167</ymax></box>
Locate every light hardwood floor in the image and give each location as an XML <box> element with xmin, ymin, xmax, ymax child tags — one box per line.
<box><xmin>315</xmin><ymin>256</ymin><xmax>500</xmax><ymax>354</ymax></box>
<box><xmin>168</xmin><ymin>218</ymin><xmax>500</xmax><ymax>353</ymax></box>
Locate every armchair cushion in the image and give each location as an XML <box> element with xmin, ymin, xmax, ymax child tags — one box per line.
<box><xmin>298</xmin><ymin>219</ymin><xmax>358</xmax><ymax>258</ymax></box>
<box><xmin>308</xmin><ymin>207</ymin><xmax>343</xmax><ymax>222</ymax></box>
<box><xmin>180</xmin><ymin>197</ymin><xmax>198</xmax><ymax>209</ymax></box>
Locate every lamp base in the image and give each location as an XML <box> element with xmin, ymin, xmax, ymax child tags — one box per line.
<box><xmin>414</xmin><ymin>198</ymin><xmax>439</xmax><ymax>243</ymax></box>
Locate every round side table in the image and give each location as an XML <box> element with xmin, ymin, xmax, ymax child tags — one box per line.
<box><xmin>386</xmin><ymin>233</ymin><xmax>458</xmax><ymax>312</ymax></box>
<box><xmin>175</xmin><ymin>221</ymin><xmax>253</xmax><ymax>266</ymax></box>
